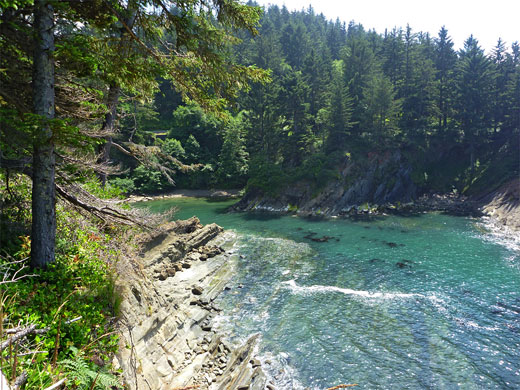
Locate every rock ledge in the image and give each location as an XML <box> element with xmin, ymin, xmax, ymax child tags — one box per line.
<box><xmin>114</xmin><ymin>217</ymin><xmax>267</xmax><ymax>390</ymax></box>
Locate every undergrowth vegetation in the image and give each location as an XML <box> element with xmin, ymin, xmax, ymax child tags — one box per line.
<box><xmin>0</xmin><ymin>173</ymin><xmax>134</xmax><ymax>389</ymax></box>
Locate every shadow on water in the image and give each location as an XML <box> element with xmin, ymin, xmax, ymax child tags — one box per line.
<box><xmin>301</xmin><ymin>214</ymin><xmax>330</xmax><ymax>222</ymax></box>
<box><xmin>205</xmin><ymin>197</ymin><xmax>240</xmax><ymax>203</ymax></box>
<box><xmin>240</xmin><ymin>212</ymin><xmax>284</xmax><ymax>221</ymax></box>
<box><xmin>212</xmin><ymin>206</ymin><xmax>236</xmax><ymax>215</ymax></box>
<box><xmin>347</xmin><ymin>214</ymin><xmax>387</xmax><ymax>223</ymax></box>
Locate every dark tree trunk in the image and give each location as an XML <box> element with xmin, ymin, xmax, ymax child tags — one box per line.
<box><xmin>31</xmin><ymin>0</ymin><xmax>56</xmax><ymax>268</ymax></box>
<box><xmin>98</xmin><ymin>9</ymin><xmax>137</xmax><ymax>187</ymax></box>
<box><xmin>98</xmin><ymin>83</ymin><xmax>120</xmax><ymax>187</ymax></box>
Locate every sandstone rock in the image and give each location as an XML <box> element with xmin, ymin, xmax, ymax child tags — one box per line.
<box><xmin>250</xmin><ymin>358</ymin><xmax>261</xmax><ymax>368</ymax></box>
<box><xmin>115</xmin><ymin>222</ymin><xmax>265</xmax><ymax>390</ymax></box>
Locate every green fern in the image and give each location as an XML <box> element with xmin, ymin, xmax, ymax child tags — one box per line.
<box><xmin>60</xmin><ymin>348</ymin><xmax>122</xmax><ymax>390</ymax></box>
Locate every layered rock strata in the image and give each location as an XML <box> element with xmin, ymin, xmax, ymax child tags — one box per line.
<box><xmin>114</xmin><ymin>217</ymin><xmax>267</xmax><ymax>390</ymax></box>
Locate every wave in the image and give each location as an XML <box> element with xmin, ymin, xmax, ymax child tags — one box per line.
<box><xmin>282</xmin><ymin>279</ymin><xmax>425</xmax><ymax>300</ymax></box>
<box><xmin>259</xmin><ymin>351</ymin><xmax>309</xmax><ymax>390</ymax></box>
<box><xmin>476</xmin><ymin>217</ymin><xmax>520</xmax><ymax>254</ymax></box>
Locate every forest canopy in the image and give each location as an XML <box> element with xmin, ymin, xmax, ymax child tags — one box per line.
<box><xmin>107</xmin><ymin>3</ymin><xmax>519</xmax><ymax>196</ymax></box>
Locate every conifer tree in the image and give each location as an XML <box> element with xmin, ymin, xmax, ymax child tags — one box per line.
<box><xmin>456</xmin><ymin>36</ymin><xmax>494</xmax><ymax>173</ymax></box>
<box><xmin>434</xmin><ymin>26</ymin><xmax>457</xmax><ymax>130</ymax></box>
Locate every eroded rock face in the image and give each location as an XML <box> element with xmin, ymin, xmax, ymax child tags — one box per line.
<box><xmin>480</xmin><ymin>179</ymin><xmax>520</xmax><ymax>232</ymax></box>
<box><xmin>114</xmin><ymin>217</ymin><xmax>266</xmax><ymax>390</ymax></box>
<box><xmin>232</xmin><ymin>150</ymin><xmax>417</xmax><ymax>217</ymax></box>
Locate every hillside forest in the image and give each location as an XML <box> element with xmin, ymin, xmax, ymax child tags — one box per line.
<box><xmin>109</xmin><ymin>4</ymin><xmax>518</xmax><ymax>196</ymax></box>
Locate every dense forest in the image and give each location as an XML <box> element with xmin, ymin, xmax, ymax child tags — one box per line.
<box><xmin>107</xmin><ymin>3</ymin><xmax>519</xmax><ymax>197</ymax></box>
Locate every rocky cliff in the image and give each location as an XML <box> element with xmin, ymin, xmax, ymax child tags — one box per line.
<box><xmin>233</xmin><ymin>150</ymin><xmax>417</xmax><ymax>216</ymax></box>
<box><xmin>232</xmin><ymin>149</ymin><xmax>519</xmax><ymax>232</ymax></box>
<box><xmin>114</xmin><ymin>217</ymin><xmax>268</xmax><ymax>390</ymax></box>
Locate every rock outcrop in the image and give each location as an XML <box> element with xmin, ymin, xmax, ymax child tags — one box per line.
<box><xmin>479</xmin><ymin>178</ymin><xmax>520</xmax><ymax>232</ymax></box>
<box><xmin>233</xmin><ymin>151</ymin><xmax>417</xmax><ymax>216</ymax></box>
<box><xmin>114</xmin><ymin>217</ymin><xmax>266</xmax><ymax>390</ymax></box>
<box><xmin>232</xmin><ymin>148</ymin><xmax>519</xmax><ymax>233</ymax></box>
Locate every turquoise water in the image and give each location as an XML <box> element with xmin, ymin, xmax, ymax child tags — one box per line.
<box><xmin>139</xmin><ymin>198</ymin><xmax>520</xmax><ymax>389</ymax></box>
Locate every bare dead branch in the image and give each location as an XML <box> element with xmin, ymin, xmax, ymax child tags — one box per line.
<box><xmin>42</xmin><ymin>378</ymin><xmax>66</xmax><ymax>390</ymax></box>
<box><xmin>55</xmin><ymin>183</ymin><xmax>160</xmax><ymax>229</ymax></box>
<box><xmin>0</xmin><ymin>324</ymin><xmax>37</xmax><ymax>351</ymax></box>
<box><xmin>0</xmin><ymin>258</ymin><xmax>37</xmax><ymax>285</ymax></box>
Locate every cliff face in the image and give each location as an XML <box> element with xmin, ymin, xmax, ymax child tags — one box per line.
<box><xmin>233</xmin><ymin>148</ymin><xmax>519</xmax><ymax>232</ymax></box>
<box><xmin>114</xmin><ymin>217</ymin><xmax>266</xmax><ymax>390</ymax></box>
<box><xmin>234</xmin><ymin>150</ymin><xmax>417</xmax><ymax>216</ymax></box>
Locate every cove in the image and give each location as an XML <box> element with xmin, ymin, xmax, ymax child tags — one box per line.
<box><xmin>138</xmin><ymin>197</ymin><xmax>520</xmax><ymax>389</ymax></box>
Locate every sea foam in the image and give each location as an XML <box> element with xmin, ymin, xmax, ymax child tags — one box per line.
<box><xmin>282</xmin><ymin>279</ymin><xmax>423</xmax><ymax>299</ymax></box>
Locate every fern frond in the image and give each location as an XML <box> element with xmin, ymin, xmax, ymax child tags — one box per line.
<box><xmin>60</xmin><ymin>356</ymin><xmax>122</xmax><ymax>390</ymax></box>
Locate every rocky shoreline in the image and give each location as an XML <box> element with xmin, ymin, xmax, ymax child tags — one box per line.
<box><xmin>478</xmin><ymin>179</ymin><xmax>520</xmax><ymax>232</ymax></box>
<box><xmin>231</xmin><ymin>192</ymin><xmax>480</xmax><ymax>219</ymax></box>
<box><xmin>231</xmin><ymin>179</ymin><xmax>520</xmax><ymax>234</ymax></box>
<box><xmin>114</xmin><ymin>217</ymin><xmax>268</xmax><ymax>390</ymax></box>
<box><xmin>114</xmin><ymin>180</ymin><xmax>518</xmax><ymax>389</ymax></box>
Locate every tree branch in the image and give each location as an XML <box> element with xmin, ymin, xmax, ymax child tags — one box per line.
<box><xmin>0</xmin><ymin>325</ymin><xmax>37</xmax><ymax>352</ymax></box>
<box><xmin>55</xmin><ymin>184</ymin><xmax>152</xmax><ymax>229</ymax></box>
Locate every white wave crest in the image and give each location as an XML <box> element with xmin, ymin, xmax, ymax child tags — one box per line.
<box><xmin>282</xmin><ymin>279</ymin><xmax>424</xmax><ymax>299</ymax></box>
<box><xmin>476</xmin><ymin>217</ymin><xmax>520</xmax><ymax>254</ymax></box>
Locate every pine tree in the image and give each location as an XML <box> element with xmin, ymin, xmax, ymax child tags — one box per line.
<box><xmin>434</xmin><ymin>26</ymin><xmax>457</xmax><ymax>130</ymax></box>
<box><xmin>0</xmin><ymin>0</ymin><xmax>269</xmax><ymax>268</ymax></box>
<box><xmin>31</xmin><ymin>0</ymin><xmax>56</xmax><ymax>268</ymax></box>
<box><xmin>456</xmin><ymin>36</ymin><xmax>494</xmax><ymax>173</ymax></box>
<box><xmin>341</xmin><ymin>34</ymin><xmax>376</xmax><ymax>137</ymax></box>
<box><xmin>491</xmin><ymin>38</ymin><xmax>508</xmax><ymax>134</ymax></box>
<box><xmin>363</xmin><ymin>73</ymin><xmax>402</xmax><ymax>143</ymax></box>
<box><xmin>325</xmin><ymin>60</ymin><xmax>352</xmax><ymax>152</ymax></box>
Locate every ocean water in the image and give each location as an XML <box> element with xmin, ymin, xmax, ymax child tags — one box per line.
<box><xmin>138</xmin><ymin>198</ymin><xmax>520</xmax><ymax>389</ymax></box>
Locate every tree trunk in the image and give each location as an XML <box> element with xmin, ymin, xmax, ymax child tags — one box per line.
<box><xmin>98</xmin><ymin>8</ymin><xmax>137</xmax><ymax>187</ymax></box>
<box><xmin>31</xmin><ymin>0</ymin><xmax>56</xmax><ymax>268</ymax></box>
<box><xmin>469</xmin><ymin>139</ymin><xmax>476</xmax><ymax>180</ymax></box>
<box><xmin>98</xmin><ymin>82</ymin><xmax>120</xmax><ymax>187</ymax></box>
